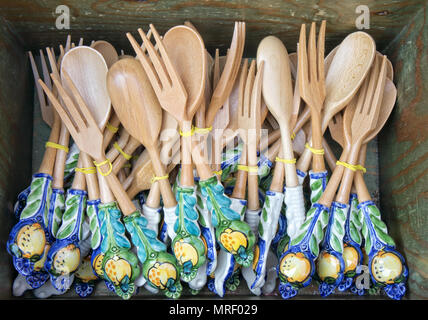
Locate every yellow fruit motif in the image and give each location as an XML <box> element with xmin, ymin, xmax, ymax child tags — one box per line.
<box><xmin>104</xmin><ymin>255</ymin><xmax>132</xmax><ymax>286</ymax></box>
<box><xmin>220</xmin><ymin>228</ymin><xmax>247</xmax><ymax>254</ymax></box>
<box><xmin>53</xmin><ymin>244</ymin><xmax>80</xmax><ymax>274</ymax></box>
<box><xmin>17</xmin><ymin>223</ymin><xmax>46</xmax><ymax>259</ymax></box>
<box><xmin>173</xmin><ymin>240</ymin><xmax>199</xmax><ymax>267</ymax></box>
<box><xmin>33</xmin><ymin>244</ymin><xmax>50</xmax><ymax>271</ymax></box>
<box><xmin>371</xmin><ymin>251</ymin><xmax>403</xmax><ymax>284</ymax></box>
<box><xmin>343</xmin><ymin>244</ymin><xmax>359</xmax><ymax>273</ymax></box>
<box><xmin>75</xmin><ymin>257</ymin><xmax>98</xmax><ymax>282</ymax></box>
<box><xmin>92</xmin><ymin>253</ymin><xmax>104</xmax><ymax>277</ymax></box>
<box><xmin>252</xmin><ymin>244</ymin><xmax>260</xmax><ymax>271</ymax></box>
<box><xmin>317</xmin><ymin>252</ymin><xmax>341</xmax><ymax>281</ymax></box>
<box><xmin>148</xmin><ymin>262</ymin><xmax>177</xmax><ymax>290</ymax></box>
<box><xmin>280</xmin><ymin>252</ymin><xmax>311</xmax><ymax>283</ymax></box>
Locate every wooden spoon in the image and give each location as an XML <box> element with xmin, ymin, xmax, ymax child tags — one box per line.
<box><xmin>91</xmin><ymin>40</ymin><xmax>119</xmax><ymax>68</ymax></box>
<box><xmin>257</xmin><ymin>36</ymin><xmax>298</xmax><ymax>187</ymax></box>
<box><xmin>107</xmin><ymin>57</ymin><xmax>176</xmax><ymax>209</ymax></box>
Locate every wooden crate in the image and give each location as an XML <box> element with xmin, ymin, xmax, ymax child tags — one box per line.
<box><xmin>0</xmin><ymin>0</ymin><xmax>426</xmax><ymax>300</ymax></box>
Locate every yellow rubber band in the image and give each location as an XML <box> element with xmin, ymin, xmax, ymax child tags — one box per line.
<box><xmin>113</xmin><ymin>142</ymin><xmax>132</xmax><ymax>161</ymax></box>
<box><xmin>151</xmin><ymin>174</ymin><xmax>169</xmax><ymax>184</ymax></box>
<box><xmin>305</xmin><ymin>143</ymin><xmax>325</xmax><ymax>155</ymax></box>
<box><xmin>106</xmin><ymin>122</ymin><xmax>119</xmax><ymax>134</ymax></box>
<box><xmin>336</xmin><ymin>161</ymin><xmax>367</xmax><ymax>173</ymax></box>
<box><xmin>237</xmin><ymin>165</ymin><xmax>258</xmax><ymax>173</ymax></box>
<box><xmin>213</xmin><ymin>170</ymin><xmax>223</xmax><ymax>176</ymax></box>
<box><xmin>93</xmin><ymin>159</ymin><xmax>113</xmax><ymax>177</ymax></box>
<box><xmin>194</xmin><ymin>126</ymin><xmax>212</xmax><ymax>134</ymax></box>
<box><xmin>291</xmin><ymin>132</ymin><xmax>296</xmax><ymax>140</ymax></box>
<box><xmin>45</xmin><ymin>141</ymin><xmax>69</xmax><ymax>153</ymax></box>
<box><xmin>275</xmin><ymin>157</ymin><xmax>297</xmax><ymax>164</ymax></box>
<box><xmin>75</xmin><ymin>167</ymin><xmax>96</xmax><ymax>174</ymax></box>
<box><xmin>179</xmin><ymin>126</ymin><xmax>195</xmax><ymax>137</ymax></box>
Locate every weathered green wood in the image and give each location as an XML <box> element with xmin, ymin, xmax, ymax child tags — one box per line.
<box><xmin>0</xmin><ymin>0</ymin><xmax>425</xmax><ymax>55</ymax></box>
<box><xmin>381</xmin><ymin>4</ymin><xmax>428</xmax><ymax>300</ymax></box>
<box><xmin>0</xmin><ymin>17</ymin><xmax>33</xmax><ymax>299</ymax></box>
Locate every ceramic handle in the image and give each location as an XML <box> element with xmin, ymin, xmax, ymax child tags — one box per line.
<box><xmin>284</xmin><ymin>185</ymin><xmax>306</xmax><ymax>240</ymax></box>
<box><xmin>142</xmin><ymin>204</ymin><xmax>161</xmax><ymax>234</ymax></box>
<box><xmin>245</xmin><ymin>209</ymin><xmax>261</xmax><ymax>237</ymax></box>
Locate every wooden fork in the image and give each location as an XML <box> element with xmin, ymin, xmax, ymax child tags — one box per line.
<box><xmin>298</xmin><ymin>21</ymin><xmax>326</xmax><ymax>173</ymax></box>
<box><xmin>39</xmin><ymin>72</ymin><xmax>136</xmax><ymax>215</ymax></box>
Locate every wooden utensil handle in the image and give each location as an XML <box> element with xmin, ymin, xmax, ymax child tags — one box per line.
<box><xmin>102</xmin><ymin>113</ymin><xmax>121</xmax><ymax>150</ymax></box>
<box><xmin>310</xmin><ymin>110</ymin><xmax>326</xmax><ymax>173</ymax></box>
<box><xmin>146</xmin><ymin>147</ymin><xmax>177</xmax><ymax>208</ymax></box>
<box><xmin>354</xmin><ymin>143</ymin><xmax>371</xmax><ymax>203</ymax></box>
<box><xmin>269</xmin><ymin>146</ymin><xmax>285</xmax><ymax>193</ymax></box>
<box><xmin>180</xmin><ymin>121</ymin><xmax>195</xmax><ymax>187</ymax></box>
<box><xmin>105</xmin><ymin>130</ymin><xmax>130</xmax><ymax>163</ymax></box>
<box><xmin>81</xmin><ymin>151</ymin><xmax>100</xmax><ymax>200</ymax></box>
<box><xmin>292</xmin><ymin>105</ymin><xmax>310</xmax><ymax>136</ymax></box>
<box><xmin>145</xmin><ymin>181</ymin><xmax>161</xmax><ymax>209</ymax></box>
<box><xmin>38</xmin><ymin>114</ymin><xmax>61</xmax><ymax>175</ymax></box>
<box><xmin>318</xmin><ymin>144</ymin><xmax>352</xmax><ymax>207</ymax></box>
<box><xmin>71</xmin><ymin>155</ymin><xmax>86</xmax><ymax>191</ymax></box>
<box><xmin>191</xmin><ymin>142</ymin><xmax>214</xmax><ymax>181</ymax></box>
<box><xmin>95</xmin><ymin>156</ymin><xmax>136</xmax><ymax>215</ymax></box>
<box><xmin>280</xmin><ymin>126</ymin><xmax>299</xmax><ymax>187</ymax></box>
<box><xmin>247</xmin><ymin>134</ymin><xmax>259</xmax><ymax>210</ymax></box>
<box><xmin>335</xmin><ymin>142</ymin><xmax>362</xmax><ymax>205</ymax></box>
<box><xmin>231</xmin><ymin>146</ymin><xmax>248</xmax><ymax>200</ymax></box>
<box><xmin>111</xmin><ymin>136</ymin><xmax>140</xmax><ymax>175</ymax></box>
<box><xmin>52</xmin><ymin>121</ymin><xmax>70</xmax><ymax>189</ymax></box>
<box><xmin>322</xmin><ymin>138</ymin><xmax>337</xmax><ymax>172</ymax></box>
<box><xmin>126</xmin><ymin>179</ymin><xmax>141</xmax><ymax>200</ymax></box>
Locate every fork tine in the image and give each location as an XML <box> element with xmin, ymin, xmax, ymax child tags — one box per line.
<box><xmin>298</xmin><ymin>24</ymin><xmax>309</xmax><ymax>101</ymax></box>
<box><xmin>213</xmin><ymin>48</ymin><xmax>220</xmax><ymax>89</ymax></box>
<box><xmin>61</xmin><ymin>70</ymin><xmax>100</xmax><ymax>130</ymax></box>
<box><xmin>141</xmin><ymin>26</ymin><xmax>172</xmax><ymax>88</ymax></box>
<box><xmin>50</xmin><ymin>73</ymin><xmax>87</xmax><ymax>131</ymax></box>
<box><xmin>46</xmin><ymin>47</ymin><xmax>60</xmax><ymax>81</ymax></box>
<box><xmin>149</xmin><ymin>24</ymin><xmax>185</xmax><ymax>91</ymax></box>
<box><xmin>39</xmin><ymin>49</ymin><xmax>52</xmax><ymax>92</ymax></box>
<box><xmin>244</xmin><ymin>60</ymin><xmax>256</xmax><ymax>118</ymax></box>
<box><xmin>127</xmin><ymin>32</ymin><xmax>162</xmax><ymax>93</ymax></box>
<box><xmin>140</xmin><ymin>28</ymin><xmax>153</xmax><ymax>53</ymax></box>
<box><xmin>38</xmin><ymin>78</ymin><xmax>78</xmax><ymax>137</ymax></box>
<box><xmin>238</xmin><ymin>59</ymin><xmax>248</xmax><ymax>117</ymax></box>
<box><xmin>368</xmin><ymin>55</ymin><xmax>387</xmax><ymax>126</ymax></box>
<box><xmin>65</xmin><ymin>35</ymin><xmax>71</xmax><ymax>52</ymax></box>
<box><xmin>308</xmin><ymin>22</ymin><xmax>318</xmax><ymax>86</ymax></box>
<box><xmin>318</xmin><ymin>21</ymin><xmax>326</xmax><ymax>99</ymax></box>
<box><xmin>58</xmin><ymin>45</ymin><xmax>65</xmax><ymax>69</ymax></box>
<box><xmin>28</xmin><ymin>51</ymin><xmax>48</xmax><ymax>110</ymax></box>
<box><xmin>362</xmin><ymin>58</ymin><xmax>380</xmax><ymax>115</ymax></box>
<box><xmin>251</xmin><ymin>61</ymin><xmax>264</xmax><ymax>121</ymax></box>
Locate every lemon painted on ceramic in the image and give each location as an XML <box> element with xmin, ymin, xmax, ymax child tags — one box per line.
<box><xmin>343</xmin><ymin>244</ymin><xmax>359</xmax><ymax>273</ymax></box>
<box><xmin>104</xmin><ymin>255</ymin><xmax>133</xmax><ymax>286</ymax></box>
<box><xmin>92</xmin><ymin>252</ymin><xmax>105</xmax><ymax>277</ymax></box>
<box><xmin>252</xmin><ymin>244</ymin><xmax>260</xmax><ymax>270</ymax></box>
<box><xmin>371</xmin><ymin>251</ymin><xmax>403</xmax><ymax>284</ymax></box>
<box><xmin>53</xmin><ymin>244</ymin><xmax>81</xmax><ymax>274</ymax></box>
<box><xmin>173</xmin><ymin>239</ymin><xmax>199</xmax><ymax>267</ymax></box>
<box><xmin>316</xmin><ymin>251</ymin><xmax>341</xmax><ymax>281</ymax></box>
<box><xmin>76</xmin><ymin>256</ymin><xmax>98</xmax><ymax>282</ymax></box>
<box><xmin>148</xmin><ymin>262</ymin><xmax>178</xmax><ymax>290</ymax></box>
<box><xmin>16</xmin><ymin>223</ymin><xmax>46</xmax><ymax>259</ymax></box>
<box><xmin>220</xmin><ymin>228</ymin><xmax>248</xmax><ymax>255</ymax></box>
<box><xmin>279</xmin><ymin>252</ymin><xmax>311</xmax><ymax>283</ymax></box>
<box><xmin>33</xmin><ymin>244</ymin><xmax>50</xmax><ymax>271</ymax></box>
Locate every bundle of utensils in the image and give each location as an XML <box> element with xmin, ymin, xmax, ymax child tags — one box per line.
<box><xmin>7</xmin><ymin>20</ymin><xmax>407</xmax><ymax>300</ymax></box>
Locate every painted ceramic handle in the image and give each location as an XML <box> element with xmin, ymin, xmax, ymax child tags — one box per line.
<box><xmin>337</xmin><ymin>193</ymin><xmax>364</xmax><ymax>293</ymax></box>
<box><xmin>278</xmin><ymin>203</ymin><xmax>330</xmax><ymax>299</ymax></box>
<box><xmin>296</xmin><ymin>169</ymin><xmax>307</xmax><ymax>185</ymax></box>
<box><xmin>142</xmin><ymin>204</ymin><xmax>162</xmax><ymax>234</ymax></box>
<box><xmin>163</xmin><ymin>205</ymin><xmax>178</xmax><ymax>240</ymax></box>
<box><xmin>252</xmin><ymin>190</ymin><xmax>284</xmax><ymax>290</ymax></box>
<box><xmin>63</xmin><ymin>143</ymin><xmax>80</xmax><ymax>183</ymax></box>
<box><xmin>358</xmin><ymin>201</ymin><xmax>408</xmax><ymax>300</ymax></box>
<box><xmin>45</xmin><ymin>189</ymin><xmax>87</xmax><ymax>292</ymax></box>
<box><xmin>98</xmin><ymin>202</ymin><xmax>141</xmax><ymax>300</ymax></box>
<box><xmin>245</xmin><ymin>209</ymin><xmax>261</xmax><ymax>238</ymax></box>
<box><xmin>7</xmin><ymin>174</ymin><xmax>53</xmax><ymax>285</ymax></box>
<box><xmin>284</xmin><ymin>185</ymin><xmax>306</xmax><ymax>240</ymax></box>
<box><xmin>316</xmin><ymin>201</ymin><xmax>348</xmax><ymax>297</ymax></box>
<box><xmin>13</xmin><ymin>186</ymin><xmax>31</xmax><ymax>219</ymax></box>
<box><xmin>199</xmin><ymin>176</ymin><xmax>256</xmax><ymax>267</ymax></box>
<box><xmin>172</xmin><ymin>185</ymin><xmax>206</xmax><ymax>282</ymax></box>
<box><xmin>309</xmin><ymin>170</ymin><xmax>328</xmax><ymax>204</ymax></box>
<box><xmin>124</xmin><ymin>210</ymin><xmax>182</xmax><ymax>299</ymax></box>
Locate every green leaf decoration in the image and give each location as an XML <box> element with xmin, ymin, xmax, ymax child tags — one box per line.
<box><xmin>56</xmin><ymin>190</ymin><xmax>86</xmax><ymax>240</ymax></box>
<box><xmin>258</xmin><ymin>223</ymin><xmax>264</xmax><ymax>237</ymax></box>
<box><xmin>175</xmin><ymin>186</ymin><xmax>201</xmax><ymax>237</ymax></box>
<box><xmin>50</xmin><ymin>190</ymin><xmax>65</xmax><ymax>238</ymax></box>
<box><xmin>20</xmin><ymin>175</ymin><xmax>52</xmax><ymax>222</ymax></box>
<box><xmin>348</xmin><ymin>195</ymin><xmax>362</xmax><ymax>245</ymax></box>
<box><xmin>328</xmin><ymin>205</ymin><xmax>346</xmax><ymax>253</ymax></box>
<box><xmin>99</xmin><ymin>202</ymin><xmax>131</xmax><ymax>254</ymax></box>
<box><xmin>309</xmin><ymin>172</ymin><xmax>328</xmax><ymax>205</ymax></box>
<box><xmin>86</xmin><ymin>200</ymin><xmax>101</xmax><ymax>250</ymax></box>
